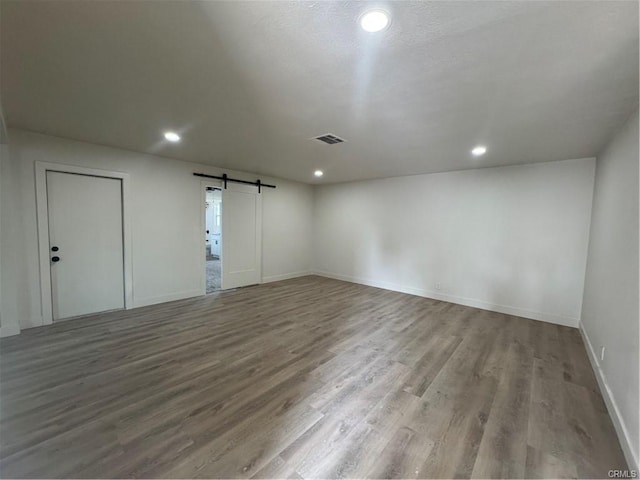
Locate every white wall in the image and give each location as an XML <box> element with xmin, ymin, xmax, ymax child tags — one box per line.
<box><xmin>262</xmin><ymin>178</ymin><xmax>314</xmax><ymax>283</ymax></box>
<box><xmin>0</xmin><ymin>142</ymin><xmax>25</xmax><ymax>336</ymax></box>
<box><xmin>580</xmin><ymin>109</ymin><xmax>639</xmax><ymax>471</ymax></box>
<box><xmin>205</xmin><ymin>190</ymin><xmax>221</xmax><ymax>251</ymax></box>
<box><xmin>2</xmin><ymin>129</ymin><xmax>313</xmax><ymax>330</ymax></box>
<box><xmin>313</xmin><ymin>158</ymin><xmax>596</xmax><ymax>327</ymax></box>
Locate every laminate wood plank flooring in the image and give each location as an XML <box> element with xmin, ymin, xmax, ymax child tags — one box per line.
<box><xmin>0</xmin><ymin>275</ymin><xmax>627</xmax><ymax>478</ymax></box>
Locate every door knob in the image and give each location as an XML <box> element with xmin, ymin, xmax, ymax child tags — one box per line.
<box><xmin>51</xmin><ymin>256</ymin><xmax>60</xmax><ymax>263</ymax></box>
<box><xmin>51</xmin><ymin>246</ymin><xmax>59</xmax><ymax>252</ymax></box>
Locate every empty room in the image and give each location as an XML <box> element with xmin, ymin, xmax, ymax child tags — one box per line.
<box><xmin>0</xmin><ymin>1</ymin><xmax>638</xmax><ymax>479</ymax></box>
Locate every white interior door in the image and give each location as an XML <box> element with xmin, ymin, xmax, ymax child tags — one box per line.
<box><xmin>221</xmin><ymin>183</ymin><xmax>262</xmax><ymax>289</ymax></box>
<box><xmin>47</xmin><ymin>171</ymin><xmax>125</xmax><ymax>320</ymax></box>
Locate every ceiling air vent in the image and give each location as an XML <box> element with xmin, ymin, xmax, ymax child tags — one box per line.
<box><xmin>313</xmin><ymin>133</ymin><xmax>346</xmax><ymax>145</ymax></box>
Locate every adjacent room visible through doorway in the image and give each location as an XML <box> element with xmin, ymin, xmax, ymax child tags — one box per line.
<box><xmin>205</xmin><ymin>186</ymin><xmax>222</xmax><ymax>293</ymax></box>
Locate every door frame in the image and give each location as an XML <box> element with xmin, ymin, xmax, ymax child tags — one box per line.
<box><xmin>35</xmin><ymin>161</ymin><xmax>133</xmax><ymax>325</ymax></box>
<box><xmin>200</xmin><ymin>179</ymin><xmax>223</xmax><ymax>294</ymax></box>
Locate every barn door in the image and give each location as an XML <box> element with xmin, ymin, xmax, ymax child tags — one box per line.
<box><xmin>221</xmin><ymin>183</ymin><xmax>262</xmax><ymax>289</ymax></box>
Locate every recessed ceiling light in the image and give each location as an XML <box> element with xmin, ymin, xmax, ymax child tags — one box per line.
<box><xmin>314</xmin><ymin>170</ymin><xmax>324</xmax><ymax>177</ymax></box>
<box><xmin>360</xmin><ymin>10</ymin><xmax>390</xmax><ymax>33</ymax></box>
<box><xmin>164</xmin><ymin>131</ymin><xmax>181</xmax><ymax>142</ymax></box>
<box><xmin>471</xmin><ymin>145</ymin><xmax>487</xmax><ymax>156</ymax></box>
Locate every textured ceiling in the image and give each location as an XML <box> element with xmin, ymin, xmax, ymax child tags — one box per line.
<box><xmin>1</xmin><ymin>1</ymin><xmax>638</xmax><ymax>184</ymax></box>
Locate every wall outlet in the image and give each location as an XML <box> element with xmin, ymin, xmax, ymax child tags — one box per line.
<box><xmin>600</xmin><ymin>346</ymin><xmax>605</xmax><ymax>362</ymax></box>
<box><xmin>434</xmin><ymin>282</ymin><xmax>442</xmax><ymax>291</ymax></box>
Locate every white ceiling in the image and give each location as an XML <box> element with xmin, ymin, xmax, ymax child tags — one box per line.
<box><xmin>1</xmin><ymin>1</ymin><xmax>638</xmax><ymax>184</ymax></box>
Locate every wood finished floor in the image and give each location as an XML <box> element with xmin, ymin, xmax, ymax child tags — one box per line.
<box><xmin>0</xmin><ymin>276</ymin><xmax>627</xmax><ymax>479</ymax></box>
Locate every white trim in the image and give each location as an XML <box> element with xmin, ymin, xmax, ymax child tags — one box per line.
<box><xmin>133</xmin><ymin>290</ymin><xmax>203</xmax><ymax>309</ymax></box>
<box><xmin>200</xmin><ymin>179</ymin><xmax>222</xmax><ymax>295</ymax></box>
<box><xmin>35</xmin><ymin>161</ymin><xmax>134</xmax><ymax>325</ymax></box>
<box><xmin>0</xmin><ymin>101</ymin><xmax>8</xmax><ymax>144</ymax></box>
<box><xmin>313</xmin><ymin>270</ymin><xmax>578</xmax><ymax>327</ymax></box>
<box><xmin>12</xmin><ymin>316</ymin><xmax>43</xmax><ymax>330</ymax></box>
<box><xmin>579</xmin><ymin>322</ymin><xmax>639</xmax><ymax>471</ymax></box>
<box><xmin>262</xmin><ymin>271</ymin><xmax>313</xmax><ymax>283</ymax></box>
<box><xmin>0</xmin><ymin>324</ymin><xmax>20</xmax><ymax>338</ymax></box>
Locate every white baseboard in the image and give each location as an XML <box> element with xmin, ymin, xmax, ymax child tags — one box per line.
<box><xmin>18</xmin><ymin>316</ymin><xmax>43</xmax><ymax>330</ymax></box>
<box><xmin>8</xmin><ymin>275</ymin><xmax>313</xmax><ymax>334</ymax></box>
<box><xmin>313</xmin><ymin>270</ymin><xmax>578</xmax><ymax>327</ymax></box>
<box><xmin>262</xmin><ymin>271</ymin><xmax>313</xmax><ymax>283</ymax></box>
<box><xmin>133</xmin><ymin>290</ymin><xmax>203</xmax><ymax>308</ymax></box>
<box><xmin>579</xmin><ymin>322</ymin><xmax>639</xmax><ymax>471</ymax></box>
<box><xmin>0</xmin><ymin>323</ymin><xmax>21</xmax><ymax>337</ymax></box>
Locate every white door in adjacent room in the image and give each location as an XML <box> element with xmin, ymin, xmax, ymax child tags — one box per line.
<box><xmin>221</xmin><ymin>183</ymin><xmax>262</xmax><ymax>289</ymax></box>
<box><xmin>47</xmin><ymin>171</ymin><xmax>125</xmax><ymax>320</ymax></box>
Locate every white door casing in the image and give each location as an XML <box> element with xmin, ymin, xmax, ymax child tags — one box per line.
<box><xmin>47</xmin><ymin>171</ymin><xmax>125</xmax><ymax>320</ymax></box>
<box><xmin>36</xmin><ymin>162</ymin><xmax>133</xmax><ymax>326</ymax></box>
<box><xmin>221</xmin><ymin>183</ymin><xmax>262</xmax><ymax>289</ymax></box>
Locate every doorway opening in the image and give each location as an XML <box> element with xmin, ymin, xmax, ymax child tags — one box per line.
<box><xmin>205</xmin><ymin>186</ymin><xmax>222</xmax><ymax>293</ymax></box>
